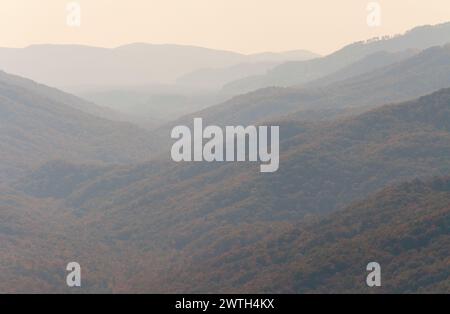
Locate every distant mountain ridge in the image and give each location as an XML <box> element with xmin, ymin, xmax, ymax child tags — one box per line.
<box><xmin>223</xmin><ymin>22</ymin><xmax>450</xmax><ymax>94</ymax></box>
<box><xmin>304</xmin><ymin>49</ymin><xmax>419</xmax><ymax>88</ymax></box>
<box><xmin>155</xmin><ymin>44</ymin><xmax>450</xmax><ymax>144</ymax></box>
<box><xmin>0</xmin><ymin>44</ymin><xmax>318</xmax><ymax>91</ymax></box>
<box><xmin>176</xmin><ymin>50</ymin><xmax>320</xmax><ymax>89</ymax></box>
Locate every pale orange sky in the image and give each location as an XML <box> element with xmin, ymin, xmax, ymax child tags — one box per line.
<box><xmin>1</xmin><ymin>0</ymin><xmax>450</xmax><ymax>55</ymax></box>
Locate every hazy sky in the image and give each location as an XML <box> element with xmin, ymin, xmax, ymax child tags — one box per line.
<box><xmin>1</xmin><ymin>0</ymin><xmax>450</xmax><ymax>55</ymax></box>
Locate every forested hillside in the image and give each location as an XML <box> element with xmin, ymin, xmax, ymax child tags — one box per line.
<box><xmin>0</xmin><ymin>71</ymin><xmax>156</xmax><ymax>181</ymax></box>
<box><xmin>7</xmin><ymin>87</ymin><xmax>449</xmax><ymax>292</ymax></box>
<box><xmin>156</xmin><ymin>177</ymin><xmax>450</xmax><ymax>293</ymax></box>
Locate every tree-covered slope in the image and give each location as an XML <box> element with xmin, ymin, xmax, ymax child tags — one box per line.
<box><xmin>11</xmin><ymin>88</ymin><xmax>450</xmax><ymax>293</ymax></box>
<box><xmin>159</xmin><ymin>177</ymin><xmax>450</xmax><ymax>293</ymax></box>
<box><xmin>0</xmin><ymin>71</ymin><xmax>156</xmax><ymax>181</ymax></box>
